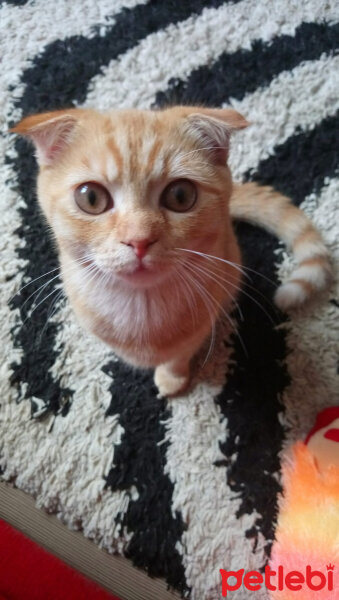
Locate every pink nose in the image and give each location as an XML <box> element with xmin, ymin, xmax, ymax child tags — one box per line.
<box><xmin>124</xmin><ymin>238</ymin><xmax>157</xmax><ymax>259</ymax></box>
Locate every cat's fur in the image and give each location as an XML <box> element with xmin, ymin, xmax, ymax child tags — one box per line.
<box><xmin>12</xmin><ymin>107</ymin><xmax>332</xmax><ymax>396</ymax></box>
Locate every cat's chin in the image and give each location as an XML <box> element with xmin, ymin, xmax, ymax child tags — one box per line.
<box><xmin>117</xmin><ymin>264</ymin><xmax>169</xmax><ymax>288</ymax></box>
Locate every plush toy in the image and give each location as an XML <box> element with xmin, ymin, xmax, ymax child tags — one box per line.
<box><xmin>269</xmin><ymin>407</ymin><xmax>339</xmax><ymax>599</ymax></box>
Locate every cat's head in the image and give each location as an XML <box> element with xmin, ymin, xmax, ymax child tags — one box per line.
<box><xmin>12</xmin><ymin>106</ymin><xmax>248</xmax><ymax>289</ymax></box>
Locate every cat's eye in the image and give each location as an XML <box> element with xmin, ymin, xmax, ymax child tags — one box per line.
<box><xmin>74</xmin><ymin>182</ymin><xmax>112</xmax><ymax>215</ymax></box>
<box><xmin>160</xmin><ymin>179</ymin><xmax>197</xmax><ymax>213</ymax></box>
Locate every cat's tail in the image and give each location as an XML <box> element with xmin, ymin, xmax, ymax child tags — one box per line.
<box><xmin>230</xmin><ymin>182</ymin><xmax>332</xmax><ymax>311</ymax></box>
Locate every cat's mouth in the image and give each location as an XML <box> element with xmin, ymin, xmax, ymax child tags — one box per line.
<box><xmin>83</xmin><ymin>254</ymin><xmax>172</xmax><ymax>289</ymax></box>
<box><xmin>117</xmin><ymin>260</ymin><xmax>170</xmax><ymax>288</ymax></box>
<box><xmin>123</xmin><ymin>263</ymin><xmax>149</xmax><ymax>277</ymax></box>
<box><xmin>120</xmin><ymin>263</ymin><xmax>159</xmax><ymax>285</ymax></box>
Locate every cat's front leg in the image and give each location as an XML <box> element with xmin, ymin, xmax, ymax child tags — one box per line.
<box><xmin>154</xmin><ymin>325</ymin><xmax>214</xmax><ymax>397</ymax></box>
<box><xmin>154</xmin><ymin>355</ymin><xmax>192</xmax><ymax>398</ymax></box>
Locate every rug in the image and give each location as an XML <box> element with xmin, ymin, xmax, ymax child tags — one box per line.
<box><xmin>0</xmin><ymin>1</ymin><xmax>338</xmax><ymax>599</ymax></box>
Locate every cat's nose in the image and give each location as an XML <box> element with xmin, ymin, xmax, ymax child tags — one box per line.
<box><xmin>123</xmin><ymin>238</ymin><xmax>157</xmax><ymax>259</ymax></box>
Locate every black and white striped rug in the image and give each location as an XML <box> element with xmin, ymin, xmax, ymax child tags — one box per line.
<box><xmin>1</xmin><ymin>2</ymin><xmax>338</xmax><ymax>598</ymax></box>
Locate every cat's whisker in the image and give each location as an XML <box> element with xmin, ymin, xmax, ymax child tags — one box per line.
<box><xmin>174</xmin><ymin>267</ymin><xmax>199</xmax><ymax>327</ymax></box>
<box><xmin>101</xmin><ymin>267</ymin><xmax>116</xmax><ymax>289</ymax></box>
<box><xmin>20</xmin><ymin>271</ymin><xmax>66</xmax><ymax>318</ymax></box>
<box><xmin>176</xmin><ymin>247</ymin><xmax>250</xmax><ymax>281</ymax></box>
<box><xmin>19</xmin><ymin>272</ymin><xmax>62</xmax><ymax>314</ymax></box>
<box><xmin>184</xmin><ymin>256</ymin><xmax>276</xmax><ymax>326</ymax></box>
<box><xmin>46</xmin><ymin>288</ymin><xmax>64</xmax><ymax>319</ymax></box>
<box><xmin>203</xmin><ymin>320</ymin><xmax>216</xmax><ymax>368</ymax></box>
<box><xmin>181</xmin><ymin>257</ymin><xmax>244</xmax><ymax>322</ymax></box>
<box><xmin>181</xmin><ymin>259</ymin><xmax>246</xmax><ymax>358</ymax></box>
<box><xmin>80</xmin><ymin>264</ymin><xmax>115</xmax><ymax>308</ymax></box>
<box><xmin>190</xmin><ymin>255</ymin><xmax>249</xmax><ymax>284</ymax></box>
<box><xmin>176</xmin><ymin>247</ymin><xmax>278</xmax><ymax>288</ymax></box>
<box><xmin>177</xmin><ymin>255</ymin><xmax>244</xmax><ymax>330</ymax></box>
<box><xmin>77</xmin><ymin>263</ymin><xmax>102</xmax><ymax>289</ymax></box>
<box><xmin>36</xmin><ymin>288</ymin><xmax>65</xmax><ymax>347</ymax></box>
<box><xmin>178</xmin><ymin>265</ymin><xmax>217</xmax><ymax>366</ymax></box>
<box><xmin>24</xmin><ymin>261</ymin><xmax>98</xmax><ymax>327</ymax></box>
<box><xmin>22</xmin><ymin>287</ymin><xmax>60</xmax><ymax>326</ymax></box>
<box><xmin>208</xmin><ymin>263</ymin><xmax>276</xmax><ymax>309</ymax></box>
<box><xmin>201</xmin><ymin>261</ymin><xmax>277</xmax><ymax>318</ymax></box>
<box><xmin>181</xmin><ymin>259</ymin><xmax>248</xmax><ymax>358</ymax></box>
<box><xmin>12</xmin><ymin>255</ymin><xmax>94</xmax><ymax>312</ymax></box>
<box><xmin>100</xmin><ymin>268</ymin><xmax>110</xmax><ymax>288</ymax></box>
<box><xmin>9</xmin><ymin>253</ymin><xmax>95</xmax><ymax>305</ymax></box>
<box><xmin>8</xmin><ymin>266</ymin><xmax>60</xmax><ymax>304</ymax></box>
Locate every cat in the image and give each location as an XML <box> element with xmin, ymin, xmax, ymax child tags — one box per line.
<box><xmin>11</xmin><ymin>106</ymin><xmax>332</xmax><ymax>397</ymax></box>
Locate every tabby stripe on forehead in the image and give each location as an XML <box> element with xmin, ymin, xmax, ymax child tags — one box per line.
<box><xmin>15</xmin><ymin>0</ymin><xmax>234</xmax><ymax>116</ymax></box>
<box><xmin>145</xmin><ymin>138</ymin><xmax>163</xmax><ymax>176</ymax></box>
<box><xmin>246</xmin><ymin>111</ymin><xmax>339</xmax><ymax>205</ymax></box>
<box><xmin>106</xmin><ymin>137</ymin><xmax>124</xmax><ymax>174</ymax></box>
<box><xmin>155</xmin><ymin>21</ymin><xmax>339</xmax><ymax>108</ymax></box>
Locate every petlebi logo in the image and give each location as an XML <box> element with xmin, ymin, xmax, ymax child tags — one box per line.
<box><xmin>219</xmin><ymin>564</ymin><xmax>335</xmax><ymax>596</ymax></box>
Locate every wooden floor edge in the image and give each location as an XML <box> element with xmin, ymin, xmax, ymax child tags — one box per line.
<box><xmin>0</xmin><ymin>481</ymin><xmax>180</xmax><ymax>600</ymax></box>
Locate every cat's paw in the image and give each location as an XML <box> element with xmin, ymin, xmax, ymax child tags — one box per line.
<box><xmin>154</xmin><ymin>364</ymin><xmax>190</xmax><ymax>398</ymax></box>
<box><xmin>274</xmin><ymin>259</ymin><xmax>333</xmax><ymax>311</ymax></box>
<box><xmin>274</xmin><ymin>282</ymin><xmax>308</xmax><ymax>311</ymax></box>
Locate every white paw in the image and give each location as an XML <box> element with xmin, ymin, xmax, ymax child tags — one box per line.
<box><xmin>274</xmin><ymin>281</ymin><xmax>307</xmax><ymax>311</ymax></box>
<box><xmin>154</xmin><ymin>365</ymin><xmax>190</xmax><ymax>398</ymax></box>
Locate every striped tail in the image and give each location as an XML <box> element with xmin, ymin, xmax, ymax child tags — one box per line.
<box><xmin>230</xmin><ymin>182</ymin><xmax>333</xmax><ymax>310</ymax></box>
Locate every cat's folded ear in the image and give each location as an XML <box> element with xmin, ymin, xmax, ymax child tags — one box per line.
<box><xmin>10</xmin><ymin>110</ymin><xmax>78</xmax><ymax>166</ymax></box>
<box><xmin>179</xmin><ymin>106</ymin><xmax>249</xmax><ymax>165</ymax></box>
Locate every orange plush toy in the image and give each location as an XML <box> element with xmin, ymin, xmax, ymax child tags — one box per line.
<box><xmin>269</xmin><ymin>407</ymin><xmax>339</xmax><ymax>599</ymax></box>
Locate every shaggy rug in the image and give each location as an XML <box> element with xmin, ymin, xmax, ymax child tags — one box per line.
<box><xmin>1</xmin><ymin>1</ymin><xmax>338</xmax><ymax>599</ymax></box>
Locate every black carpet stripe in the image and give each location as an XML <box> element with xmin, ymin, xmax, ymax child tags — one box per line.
<box><xmin>8</xmin><ymin>139</ymin><xmax>72</xmax><ymax>417</ymax></box>
<box><xmin>0</xmin><ymin>0</ymin><xmax>30</xmax><ymax>6</ymax></box>
<box><xmin>13</xmin><ymin>0</ymin><xmax>237</xmax><ymax>117</ymax></box>
<box><xmin>155</xmin><ymin>22</ymin><xmax>339</xmax><ymax>108</ymax></box>
<box><xmin>103</xmin><ymin>361</ymin><xmax>188</xmax><ymax>595</ymax></box>
<box><xmin>215</xmin><ymin>223</ymin><xmax>288</xmax><ymax>559</ymax></box>
<box><xmin>247</xmin><ymin>111</ymin><xmax>339</xmax><ymax>205</ymax></box>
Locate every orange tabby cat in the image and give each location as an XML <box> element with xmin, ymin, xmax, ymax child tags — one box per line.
<box><xmin>12</xmin><ymin>107</ymin><xmax>332</xmax><ymax>396</ymax></box>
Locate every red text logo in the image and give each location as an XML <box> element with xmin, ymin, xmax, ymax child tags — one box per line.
<box><xmin>219</xmin><ymin>564</ymin><xmax>335</xmax><ymax>596</ymax></box>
